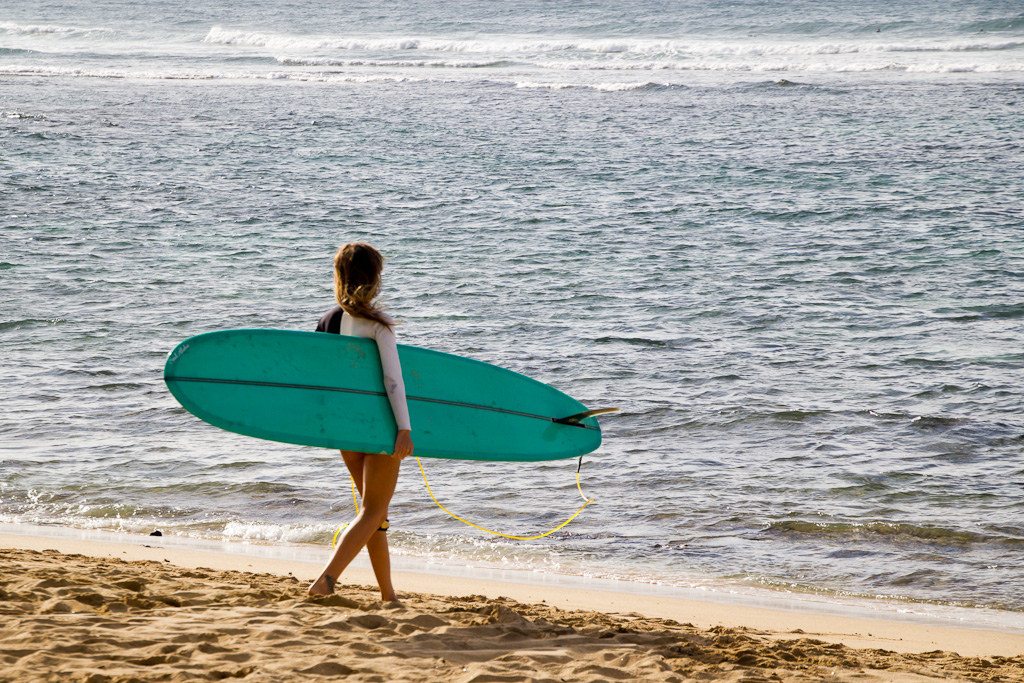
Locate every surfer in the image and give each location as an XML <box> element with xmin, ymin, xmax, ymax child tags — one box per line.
<box><xmin>308</xmin><ymin>242</ymin><xmax>413</xmax><ymax>602</ymax></box>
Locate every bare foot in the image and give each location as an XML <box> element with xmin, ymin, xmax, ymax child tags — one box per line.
<box><xmin>307</xmin><ymin>574</ymin><xmax>335</xmax><ymax>597</ymax></box>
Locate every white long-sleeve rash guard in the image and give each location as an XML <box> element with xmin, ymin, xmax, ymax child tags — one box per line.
<box><xmin>339</xmin><ymin>314</ymin><xmax>412</xmax><ymax>432</ymax></box>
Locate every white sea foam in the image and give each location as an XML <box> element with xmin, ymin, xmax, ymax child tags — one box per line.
<box><xmin>221</xmin><ymin>521</ymin><xmax>330</xmax><ymax>544</ymax></box>
<box><xmin>204</xmin><ymin>26</ymin><xmax>1024</xmax><ymax>58</ymax></box>
<box><xmin>203</xmin><ymin>26</ymin><xmax>636</xmax><ymax>54</ymax></box>
<box><xmin>274</xmin><ymin>56</ymin><xmax>511</xmax><ymax>68</ymax></box>
<box><xmin>3</xmin><ymin>59</ymin><xmax>1021</xmax><ymax>86</ymax></box>
<box><xmin>1</xmin><ymin>111</ymin><xmax>47</xmax><ymax>120</ymax></box>
<box><xmin>5</xmin><ymin>22</ymin><xmax>1021</xmax><ymax>80</ymax></box>
<box><xmin>654</xmin><ymin>38</ymin><xmax>1024</xmax><ymax>56</ymax></box>
<box><xmin>515</xmin><ymin>80</ymin><xmax>671</xmax><ymax>92</ymax></box>
<box><xmin>542</xmin><ymin>57</ymin><xmax>1024</xmax><ymax>74</ymax></box>
<box><xmin>0</xmin><ymin>20</ymin><xmax>115</xmax><ymax>37</ymax></box>
<box><xmin>514</xmin><ymin>81</ymin><xmax>576</xmax><ymax>90</ymax></box>
<box><xmin>0</xmin><ymin>64</ymin><xmax>437</xmax><ymax>83</ymax></box>
<box><xmin>194</xmin><ymin>26</ymin><xmax>1024</xmax><ymax>77</ymax></box>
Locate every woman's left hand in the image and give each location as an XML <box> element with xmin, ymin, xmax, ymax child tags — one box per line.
<box><xmin>392</xmin><ymin>429</ymin><xmax>414</xmax><ymax>460</ymax></box>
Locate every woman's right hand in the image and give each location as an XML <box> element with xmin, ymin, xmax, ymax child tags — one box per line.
<box><xmin>393</xmin><ymin>429</ymin><xmax>414</xmax><ymax>460</ymax></box>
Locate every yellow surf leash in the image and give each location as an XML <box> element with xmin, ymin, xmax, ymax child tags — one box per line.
<box><xmin>330</xmin><ymin>475</ymin><xmax>361</xmax><ymax>549</ymax></box>
<box><xmin>415</xmin><ymin>456</ymin><xmax>594</xmax><ymax>541</ymax></box>
<box><xmin>331</xmin><ymin>456</ymin><xmax>594</xmax><ymax>546</ymax></box>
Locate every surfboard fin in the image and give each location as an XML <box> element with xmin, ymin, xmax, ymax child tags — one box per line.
<box><xmin>553</xmin><ymin>407</ymin><xmax>620</xmax><ymax>425</ymax></box>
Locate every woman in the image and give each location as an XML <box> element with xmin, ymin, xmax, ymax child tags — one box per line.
<box><xmin>308</xmin><ymin>243</ymin><xmax>414</xmax><ymax>601</ymax></box>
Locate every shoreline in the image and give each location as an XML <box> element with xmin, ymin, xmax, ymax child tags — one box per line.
<box><xmin>7</xmin><ymin>521</ymin><xmax>1022</xmax><ymax>628</ymax></box>
<box><xmin>3</xmin><ymin>523</ymin><xmax>1023</xmax><ymax>658</ymax></box>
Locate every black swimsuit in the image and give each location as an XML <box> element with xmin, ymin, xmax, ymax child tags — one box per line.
<box><xmin>315</xmin><ymin>305</ymin><xmax>345</xmax><ymax>335</ymax></box>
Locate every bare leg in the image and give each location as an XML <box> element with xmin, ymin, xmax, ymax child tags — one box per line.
<box><xmin>308</xmin><ymin>451</ymin><xmax>400</xmax><ymax>598</ymax></box>
<box><xmin>340</xmin><ymin>450</ymin><xmax>397</xmax><ymax>601</ymax></box>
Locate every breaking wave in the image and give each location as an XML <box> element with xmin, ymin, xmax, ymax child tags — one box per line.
<box><xmin>0</xmin><ymin>20</ymin><xmax>115</xmax><ymax>38</ymax></box>
<box><xmin>203</xmin><ymin>26</ymin><xmax>1024</xmax><ymax>58</ymax></box>
<box><xmin>274</xmin><ymin>56</ymin><xmax>516</xmax><ymax>68</ymax></box>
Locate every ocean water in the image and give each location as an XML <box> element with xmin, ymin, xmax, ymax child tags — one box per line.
<box><xmin>2</xmin><ymin>0</ymin><xmax>1023</xmax><ymax>614</ymax></box>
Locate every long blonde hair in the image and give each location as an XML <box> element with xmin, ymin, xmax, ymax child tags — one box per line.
<box><xmin>332</xmin><ymin>242</ymin><xmax>392</xmax><ymax>329</ymax></box>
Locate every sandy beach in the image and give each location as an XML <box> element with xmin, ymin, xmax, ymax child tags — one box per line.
<box><xmin>1</xmin><ymin>530</ymin><xmax>1021</xmax><ymax>682</ymax></box>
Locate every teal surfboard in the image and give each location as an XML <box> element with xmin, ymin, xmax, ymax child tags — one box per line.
<box><xmin>164</xmin><ymin>329</ymin><xmax>610</xmax><ymax>462</ymax></box>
